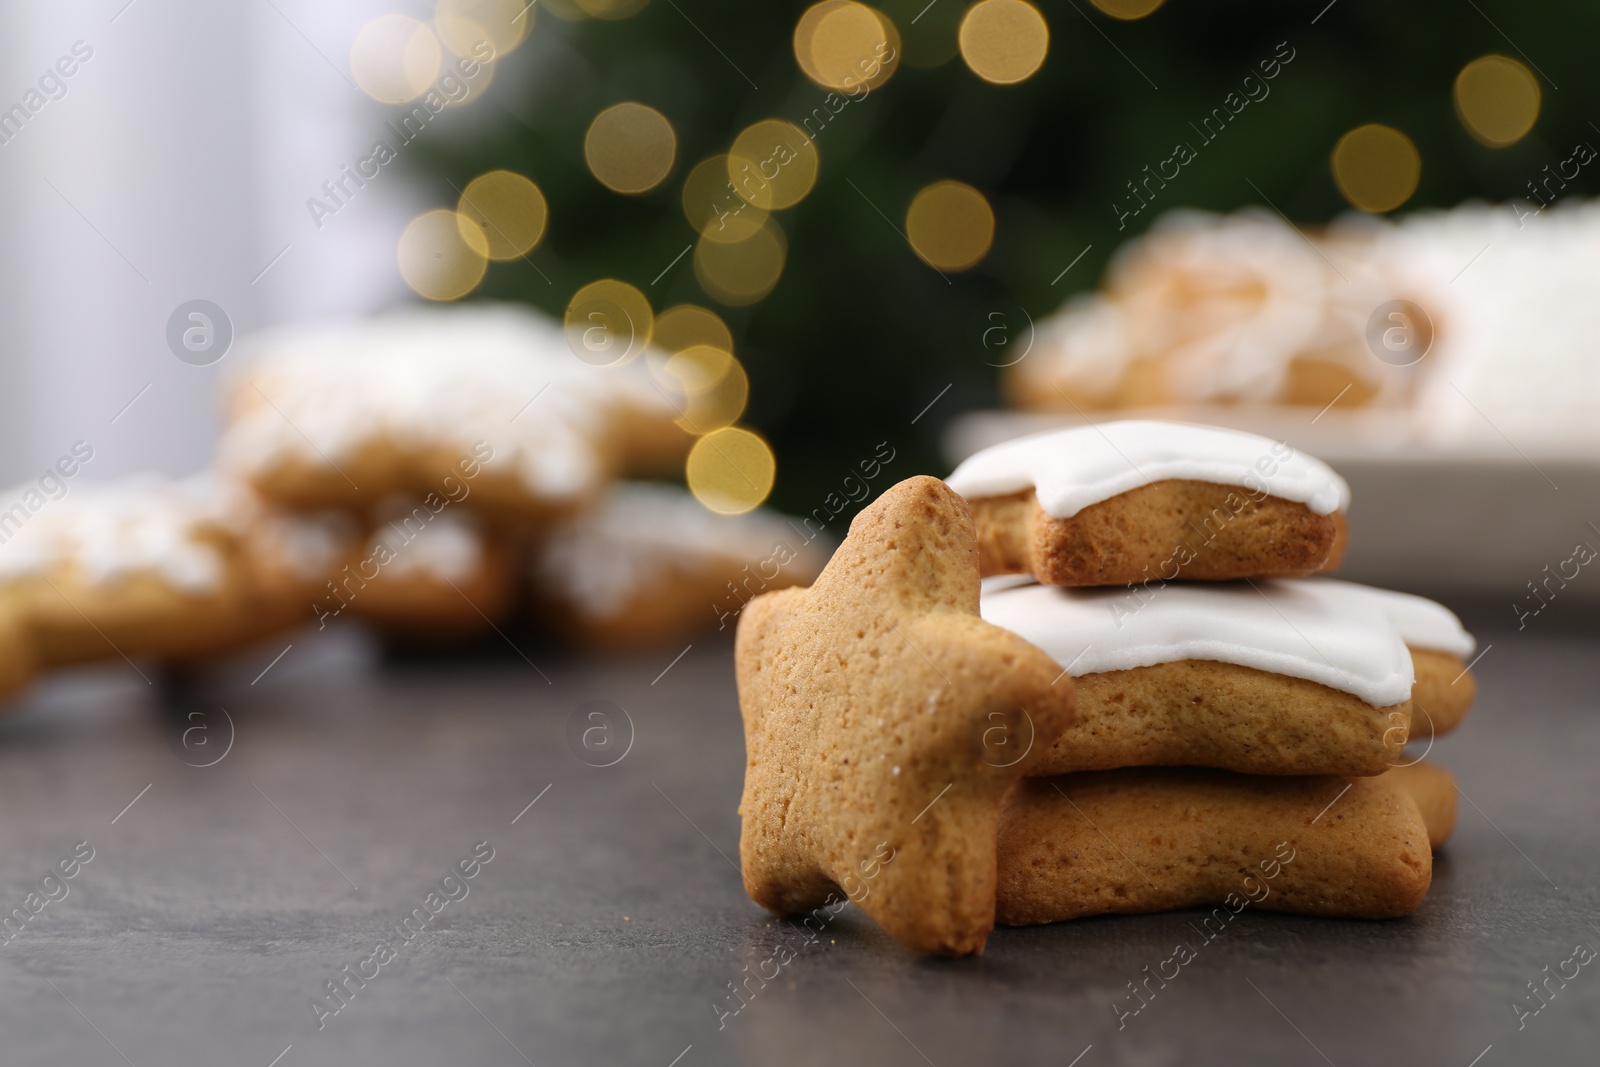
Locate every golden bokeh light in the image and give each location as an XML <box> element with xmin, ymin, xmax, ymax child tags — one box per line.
<box><xmin>695</xmin><ymin>221</ymin><xmax>788</xmax><ymax>306</ymax></box>
<box><xmin>660</xmin><ymin>346</ymin><xmax>750</xmax><ymax>432</ymax></box>
<box><xmin>1454</xmin><ymin>54</ymin><xmax>1540</xmax><ymax>148</ymax></box>
<box><xmin>456</xmin><ymin>170</ymin><xmax>548</xmax><ymax>260</ymax></box>
<box><xmin>794</xmin><ymin>2</ymin><xmax>901</xmax><ymax>91</ymax></box>
<box><xmin>1331</xmin><ymin>124</ymin><xmax>1421</xmax><ymax>213</ymax></box>
<box><xmin>576</xmin><ymin>0</ymin><xmax>652</xmax><ymax>18</ymax></box>
<box><xmin>434</xmin><ymin>0</ymin><xmax>532</xmax><ymax>58</ymax></box>
<box><xmin>905</xmin><ymin>180</ymin><xmax>995</xmax><ymax>271</ymax></box>
<box><xmin>653</xmin><ymin>304</ymin><xmax>734</xmax><ymax>354</ymax></box>
<box><xmin>351</xmin><ymin>14</ymin><xmax>442</xmax><ymax>104</ymax></box>
<box><xmin>728</xmin><ymin>119</ymin><xmax>820</xmax><ymax>211</ymax></box>
<box><xmin>564</xmin><ymin>279</ymin><xmax>655</xmax><ymax>366</ymax></box>
<box><xmin>584</xmin><ymin>102</ymin><xmax>678</xmax><ymax>195</ymax></box>
<box><xmin>687</xmin><ymin>427</ymin><xmax>776</xmax><ymax>514</ymax></box>
<box><xmin>684</xmin><ymin>155</ymin><xmax>770</xmax><ymax>243</ymax></box>
<box><xmin>398</xmin><ymin>209</ymin><xmax>489</xmax><ymax>301</ymax></box>
<box><xmin>1089</xmin><ymin>0</ymin><xmax>1165</xmax><ymax>19</ymax></box>
<box><xmin>958</xmin><ymin>0</ymin><xmax>1048</xmax><ymax>85</ymax></box>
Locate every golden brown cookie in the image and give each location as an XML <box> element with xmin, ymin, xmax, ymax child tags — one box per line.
<box><xmin>1408</xmin><ymin>648</ymin><xmax>1475</xmax><ymax>738</ymax></box>
<box><xmin>995</xmin><ymin>767</ymin><xmax>1433</xmax><ymax>926</ymax></box>
<box><xmin>0</xmin><ymin>478</ymin><xmax>303</xmax><ymax>669</ymax></box>
<box><xmin>967</xmin><ymin>482</ymin><xmax>1346</xmax><ymax>586</ymax></box>
<box><xmin>531</xmin><ymin>483</ymin><xmax>828</xmax><ymax>647</ymax></box>
<box><xmin>1387</xmin><ymin>759</ymin><xmax>1457</xmax><ymax>849</ymax></box>
<box><xmin>735</xmin><ymin>476</ymin><xmax>1076</xmax><ymax>956</ymax></box>
<box><xmin>944</xmin><ymin>422</ymin><xmax>1351</xmax><ymax>587</ymax></box>
<box><xmin>1024</xmin><ymin>656</ymin><xmax>1409</xmax><ymax>778</ymax></box>
<box><xmin>218</xmin><ymin>304</ymin><xmax>689</xmax><ymax>522</ymax></box>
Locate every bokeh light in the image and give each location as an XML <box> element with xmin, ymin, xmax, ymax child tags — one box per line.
<box><xmin>794</xmin><ymin>2</ymin><xmax>901</xmax><ymax>91</ymax></box>
<box><xmin>1331</xmin><ymin>124</ymin><xmax>1421</xmax><ymax>213</ymax></box>
<box><xmin>683</xmin><ymin>155</ymin><xmax>770</xmax><ymax>243</ymax></box>
<box><xmin>686</xmin><ymin>427</ymin><xmax>776</xmax><ymax>514</ymax></box>
<box><xmin>585</xmin><ymin>103</ymin><xmax>678</xmax><ymax>195</ymax></box>
<box><xmin>661</xmin><ymin>346</ymin><xmax>750</xmax><ymax>432</ymax></box>
<box><xmin>653</xmin><ymin>304</ymin><xmax>734</xmax><ymax>354</ymax></box>
<box><xmin>433</xmin><ymin>0</ymin><xmax>532</xmax><ymax>58</ymax></box>
<box><xmin>958</xmin><ymin>0</ymin><xmax>1048</xmax><ymax>85</ymax></box>
<box><xmin>1089</xmin><ymin>0</ymin><xmax>1165</xmax><ymax>19</ymax></box>
<box><xmin>905</xmin><ymin>180</ymin><xmax>995</xmax><ymax>271</ymax></box>
<box><xmin>351</xmin><ymin>14</ymin><xmax>442</xmax><ymax>104</ymax></box>
<box><xmin>564</xmin><ymin>279</ymin><xmax>655</xmax><ymax>365</ymax></box>
<box><xmin>695</xmin><ymin>221</ymin><xmax>788</xmax><ymax>306</ymax></box>
<box><xmin>456</xmin><ymin>170</ymin><xmax>548</xmax><ymax>260</ymax></box>
<box><xmin>398</xmin><ymin>209</ymin><xmax>489</xmax><ymax>301</ymax></box>
<box><xmin>1454</xmin><ymin>55</ymin><xmax>1540</xmax><ymax>148</ymax></box>
<box><xmin>728</xmin><ymin>120</ymin><xmax>821</xmax><ymax>211</ymax></box>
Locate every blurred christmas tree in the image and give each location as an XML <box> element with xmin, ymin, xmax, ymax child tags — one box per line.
<box><xmin>399</xmin><ymin>0</ymin><xmax>1597</xmax><ymax>519</ymax></box>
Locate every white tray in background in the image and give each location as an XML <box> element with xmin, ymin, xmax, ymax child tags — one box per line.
<box><xmin>943</xmin><ymin>407</ymin><xmax>1600</xmax><ymax>604</ymax></box>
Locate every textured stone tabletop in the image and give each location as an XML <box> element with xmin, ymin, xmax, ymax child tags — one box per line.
<box><xmin>0</xmin><ymin>600</ymin><xmax>1593</xmax><ymax>1067</ymax></box>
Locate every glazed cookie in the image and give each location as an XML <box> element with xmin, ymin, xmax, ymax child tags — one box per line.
<box><xmin>1317</xmin><ymin>580</ymin><xmax>1477</xmax><ymax>738</ymax></box>
<box><xmin>981</xmin><ymin>576</ymin><xmax>1480</xmax><ymax>777</ymax></box>
<box><xmin>995</xmin><ymin>767</ymin><xmax>1433</xmax><ymax>926</ymax></box>
<box><xmin>339</xmin><ymin>506</ymin><xmax>517</xmax><ymax>635</ymax></box>
<box><xmin>945</xmin><ymin>421</ymin><xmax>1350</xmax><ymax>586</ymax></box>
<box><xmin>532</xmin><ymin>483</ymin><xmax>828</xmax><ymax>646</ymax></box>
<box><xmin>735</xmin><ymin>477</ymin><xmax>1076</xmax><ymax>956</ymax></box>
<box><xmin>0</xmin><ymin>477</ymin><xmax>302</xmax><ymax>669</ymax></box>
<box><xmin>218</xmin><ymin>303</ymin><xmax>690</xmax><ymax>521</ymax></box>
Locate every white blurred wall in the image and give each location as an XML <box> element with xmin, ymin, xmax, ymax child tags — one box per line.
<box><xmin>0</xmin><ymin>0</ymin><xmax>420</xmax><ymax>486</ymax></box>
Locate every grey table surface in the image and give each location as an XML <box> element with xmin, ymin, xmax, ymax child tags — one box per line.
<box><xmin>0</xmin><ymin>599</ymin><xmax>1595</xmax><ymax>1067</ymax></box>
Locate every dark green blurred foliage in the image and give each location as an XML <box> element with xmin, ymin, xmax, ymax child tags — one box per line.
<box><xmin>411</xmin><ymin>0</ymin><xmax>1598</xmax><ymax>520</ymax></box>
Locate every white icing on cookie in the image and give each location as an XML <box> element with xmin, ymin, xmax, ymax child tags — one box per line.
<box><xmin>0</xmin><ymin>477</ymin><xmax>230</xmax><ymax>593</ymax></box>
<box><xmin>978</xmin><ymin>576</ymin><xmax>1418</xmax><ymax>707</ymax></box>
<box><xmin>1301</xmin><ymin>579</ymin><xmax>1476</xmax><ymax>658</ymax></box>
<box><xmin>536</xmin><ymin>483</ymin><xmax>821</xmax><ymax>621</ymax></box>
<box><xmin>376</xmin><ymin>510</ymin><xmax>484</xmax><ymax>582</ymax></box>
<box><xmin>945</xmin><ymin>420</ymin><xmax>1350</xmax><ymax>517</ymax></box>
<box><xmin>219</xmin><ymin>303</ymin><xmax>680</xmax><ymax>504</ymax></box>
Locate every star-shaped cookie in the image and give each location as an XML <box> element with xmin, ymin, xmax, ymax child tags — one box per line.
<box><xmin>735</xmin><ymin>476</ymin><xmax>1076</xmax><ymax>955</ymax></box>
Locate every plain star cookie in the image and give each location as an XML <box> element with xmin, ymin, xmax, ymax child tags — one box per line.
<box><xmin>218</xmin><ymin>303</ymin><xmax>691</xmax><ymax>522</ymax></box>
<box><xmin>735</xmin><ymin>476</ymin><xmax>1076</xmax><ymax>956</ymax></box>
<box><xmin>946</xmin><ymin>421</ymin><xmax>1350</xmax><ymax>586</ymax></box>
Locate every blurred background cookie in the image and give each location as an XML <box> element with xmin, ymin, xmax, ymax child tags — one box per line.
<box><xmin>530</xmin><ymin>482</ymin><xmax>827</xmax><ymax>647</ymax></box>
<box><xmin>218</xmin><ymin>303</ymin><xmax>691</xmax><ymax>522</ymax></box>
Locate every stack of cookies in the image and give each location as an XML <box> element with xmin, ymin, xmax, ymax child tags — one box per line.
<box><xmin>734</xmin><ymin>420</ymin><xmax>1476</xmax><ymax>955</ymax></box>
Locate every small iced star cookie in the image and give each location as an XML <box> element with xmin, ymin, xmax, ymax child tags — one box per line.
<box><xmin>946</xmin><ymin>421</ymin><xmax>1349</xmax><ymax>586</ymax></box>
